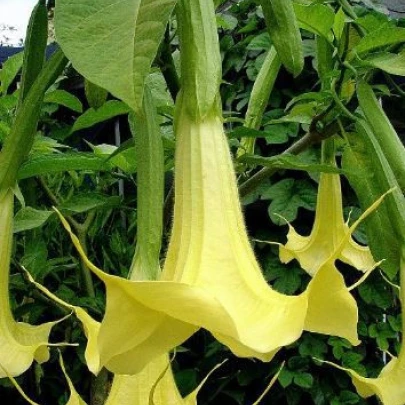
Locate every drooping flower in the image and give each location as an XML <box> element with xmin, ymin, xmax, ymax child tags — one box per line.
<box><xmin>27</xmin><ymin>272</ymin><xmax>223</xmax><ymax>405</ymax></box>
<box><xmin>278</xmin><ymin>138</ymin><xmax>376</xmax><ymax>276</ymax></box>
<box><xmin>321</xmin><ymin>249</ymin><xmax>405</xmax><ymax>405</ymax></box>
<box><xmin>54</xmin><ymin>95</ymin><xmax>386</xmax><ymax>375</ymax></box>
<box><xmin>0</xmin><ymin>189</ymin><xmax>60</xmax><ymax>378</ymax></box>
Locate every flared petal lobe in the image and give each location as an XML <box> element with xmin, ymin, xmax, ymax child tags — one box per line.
<box><xmin>279</xmin><ymin>139</ymin><xmax>376</xmax><ymax>276</ymax></box>
<box><xmin>322</xmin><ymin>251</ymin><xmax>405</xmax><ymax>405</ymax></box>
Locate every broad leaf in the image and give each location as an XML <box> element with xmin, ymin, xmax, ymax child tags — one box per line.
<box><xmin>0</xmin><ymin>51</ymin><xmax>23</xmax><ymax>95</ymax></box>
<box><xmin>18</xmin><ymin>153</ymin><xmax>109</xmax><ymax>179</ymax></box>
<box><xmin>55</xmin><ymin>0</ymin><xmax>177</xmax><ymax>112</ymax></box>
<box><xmin>294</xmin><ymin>3</ymin><xmax>335</xmax><ymax>41</ymax></box>
<box><xmin>59</xmin><ymin>193</ymin><xmax>121</xmax><ymax>214</ymax></box>
<box><xmin>360</xmin><ymin>52</ymin><xmax>405</xmax><ymax>76</ymax></box>
<box><xmin>44</xmin><ymin>90</ymin><xmax>83</xmax><ymax>113</ymax></box>
<box><xmin>70</xmin><ymin>101</ymin><xmax>131</xmax><ymax>134</ymax></box>
<box><xmin>261</xmin><ymin>178</ymin><xmax>317</xmax><ymax>225</ymax></box>
<box><xmin>354</xmin><ymin>25</ymin><xmax>405</xmax><ymax>55</ymax></box>
<box><xmin>14</xmin><ymin>207</ymin><xmax>53</xmax><ymax>233</ymax></box>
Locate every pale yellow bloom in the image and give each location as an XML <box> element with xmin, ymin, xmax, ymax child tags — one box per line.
<box><xmin>321</xmin><ymin>252</ymin><xmax>405</xmax><ymax>405</ymax></box>
<box><xmin>0</xmin><ymin>189</ymin><xmax>59</xmax><ymax>378</ymax></box>
<box><xmin>279</xmin><ymin>139</ymin><xmax>376</xmax><ymax>276</ymax></box>
<box><xmin>323</xmin><ymin>355</ymin><xmax>405</xmax><ymax>405</ymax></box>
<box><xmin>55</xmin><ymin>96</ymin><xmax>387</xmax><ymax>376</ymax></box>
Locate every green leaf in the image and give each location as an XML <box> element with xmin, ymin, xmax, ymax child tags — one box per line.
<box><xmin>240</xmin><ymin>153</ymin><xmax>342</xmax><ymax>174</ymax></box>
<box><xmin>354</xmin><ymin>25</ymin><xmax>405</xmax><ymax>55</ymax></box>
<box><xmin>298</xmin><ymin>335</ymin><xmax>328</xmax><ymax>358</ymax></box>
<box><xmin>55</xmin><ymin>0</ymin><xmax>177</xmax><ymax>113</ymax></box>
<box><xmin>358</xmin><ymin>279</ymin><xmax>392</xmax><ymax>310</ymax></box>
<box><xmin>333</xmin><ymin>7</ymin><xmax>346</xmax><ymax>41</ymax></box>
<box><xmin>71</xmin><ymin>101</ymin><xmax>131</xmax><ymax>134</ymax></box>
<box><xmin>44</xmin><ymin>89</ymin><xmax>83</xmax><ymax>113</ymax></box>
<box><xmin>278</xmin><ymin>368</ymin><xmax>294</xmax><ymax>388</ymax></box>
<box><xmin>216</xmin><ymin>14</ymin><xmax>238</xmax><ymax>30</ymax></box>
<box><xmin>261</xmin><ymin>178</ymin><xmax>317</xmax><ymax>225</ymax></box>
<box><xmin>18</xmin><ymin>153</ymin><xmax>109</xmax><ymax>179</ymax></box>
<box><xmin>85</xmin><ymin>79</ymin><xmax>108</xmax><ymax>109</ymax></box>
<box><xmin>337</xmin><ymin>390</ymin><xmax>360</xmax><ymax>404</ymax></box>
<box><xmin>293</xmin><ymin>372</ymin><xmax>313</xmax><ymax>389</ymax></box>
<box><xmin>59</xmin><ymin>193</ymin><xmax>121</xmax><ymax>214</ymax></box>
<box><xmin>13</xmin><ymin>207</ymin><xmax>53</xmax><ymax>233</ymax></box>
<box><xmin>246</xmin><ymin>33</ymin><xmax>272</xmax><ymax>51</ymax></box>
<box><xmin>91</xmin><ymin>143</ymin><xmax>137</xmax><ymax>173</ymax></box>
<box><xmin>0</xmin><ymin>51</ymin><xmax>23</xmax><ymax>95</ymax></box>
<box><xmin>360</xmin><ymin>51</ymin><xmax>405</xmax><ymax>76</ymax></box>
<box><xmin>267</xmin><ymin>102</ymin><xmax>317</xmax><ymax>125</ymax></box>
<box><xmin>293</xmin><ymin>3</ymin><xmax>335</xmax><ymax>41</ymax></box>
<box><xmin>342</xmin><ymin>123</ymin><xmax>404</xmax><ymax>279</ymax></box>
<box><xmin>341</xmin><ymin>352</ymin><xmax>366</xmax><ymax>375</ymax></box>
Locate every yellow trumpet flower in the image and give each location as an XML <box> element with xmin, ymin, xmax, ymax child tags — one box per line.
<box><xmin>279</xmin><ymin>139</ymin><xmax>376</xmax><ymax>276</ymax></box>
<box><xmin>25</xmin><ymin>272</ymin><xmax>222</xmax><ymax>405</ymax></box>
<box><xmin>321</xmin><ymin>251</ymin><xmax>405</xmax><ymax>405</ymax></box>
<box><xmin>0</xmin><ymin>189</ymin><xmax>59</xmax><ymax>378</ymax></box>
<box><xmin>55</xmin><ymin>94</ymin><xmax>386</xmax><ymax>376</ymax></box>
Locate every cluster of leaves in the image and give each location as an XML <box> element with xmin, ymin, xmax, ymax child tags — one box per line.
<box><xmin>1</xmin><ymin>0</ymin><xmax>405</xmax><ymax>404</ymax></box>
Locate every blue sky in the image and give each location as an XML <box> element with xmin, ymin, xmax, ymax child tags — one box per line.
<box><xmin>0</xmin><ymin>0</ymin><xmax>38</xmax><ymax>44</ymax></box>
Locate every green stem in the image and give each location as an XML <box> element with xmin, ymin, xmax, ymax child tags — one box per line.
<box><xmin>239</xmin><ymin>120</ymin><xmax>340</xmax><ymax>197</ymax></box>
<box><xmin>157</xmin><ymin>29</ymin><xmax>180</xmax><ymax>102</ymax></box>
<box><xmin>0</xmin><ymin>49</ymin><xmax>67</xmax><ymax>189</ymax></box>
<box><xmin>37</xmin><ymin>176</ymin><xmax>96</xmax><ymax>297</ymax></box>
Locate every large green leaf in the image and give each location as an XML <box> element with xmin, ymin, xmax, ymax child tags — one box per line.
<box><xmin>71</xmin><ymin>101</ymin><xmax>131</xmax><ymax>134</ymax></box>
<box><xmin>360</xmin><ymin>52</ymin><xmax>405</xmax><ymax>76</ymax></box>
<box><xmin>14</xmin><ymin>208</ymin><xmax>54</xmax><ymax>233</ymax></box>
<box><xmin>293</xmin><ymin>3</ymin><xmax>335</xmax><ymax>41</ymax></box>
<box><xmin>18</xmin><ymin>153</ymin><xmax>109</xmax><ymax>179</ymax></box>
<box><xmin>55</xmin><ymin>0</ymin><xmax>177</xmax><ymax>113</ymax></box>
<box><xmin>44</xmin><ymin>90</ymin><xmax>83</xmax><ymax>113</ymax></box>
<box><xmin>0</xmin><ymin>51</ymin><xmax>23</xmax><ymax>95</ymax></box>
<box><xmin>354</xmin><ymin>25</ymin><xmax>405</xmax><ymax>55</ymax></box>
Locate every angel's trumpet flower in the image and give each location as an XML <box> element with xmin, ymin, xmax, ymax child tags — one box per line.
<box><xmin>26</xmin><ymin>271</ymin><xmax>220</xmax><ymax>405</ymax></box>
<box><xmin>278</xmin><ymin>138</ymin><xmax>376</xmax><ymax>276</ymax></box>
<box><xmin>322</xmin><ymin>250</ymin><xmax>405</xmax><ymax>405</ymax></box>
<box><xmin>0</xmin><ymin>189</ymin><xmax>59</xmax><ymax>378</ymax></box>
<box><xmin>54</xmin><ymin>0</ymin><xmax>384</xmax><ymax>376</ymax></box>
<box><xmin>55</xmin><ymin>95</ymin><xmax>387</xmax><ymax>375</ymax></box>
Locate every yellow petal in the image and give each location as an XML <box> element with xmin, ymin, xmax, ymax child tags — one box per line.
<box><xmin>0</xmin><ymin>363</ymin><xmax>41</xmax><ymax>405</ymax></box>
<box><xmin>53</xmin><ymin>96</ymin><xmax>391</xmax><ymax>375</ymax></box>
<box><xmin>320</xmin><ymin>244</ymin><xmax>405</xmax><ymax>405</ymax></box>
<box><xmin>59</xmin><ymin>353</ymin><xmax>88</xmax><ymax>405</ymax></box>
<box><xmin>25</xmin><ymin>270</ymin><xmax>101</xmax><ymax>375</ymax></box>
<box><xmin>279</xmin><ymin>140</ymin><xmax>376</xmax><ymax>276</ymax></box>
<box><xmin>28</xmin><ymin>273</ymin><xmax>199</xmax><ymax>404</ymax></box>
<box><xmin>106</xmin><ymin>355</ymin><xmax>185</xmax><ymax>405</ymax></box>
<box><xmin>0</xmin><ymin>190</ymin><xmax>58</xmax><ymax>378</ymax></box>
<box><xmin>321</xmin><ymin>355</ymin><xmax>405</xmax><ymax>405</ymax></box>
